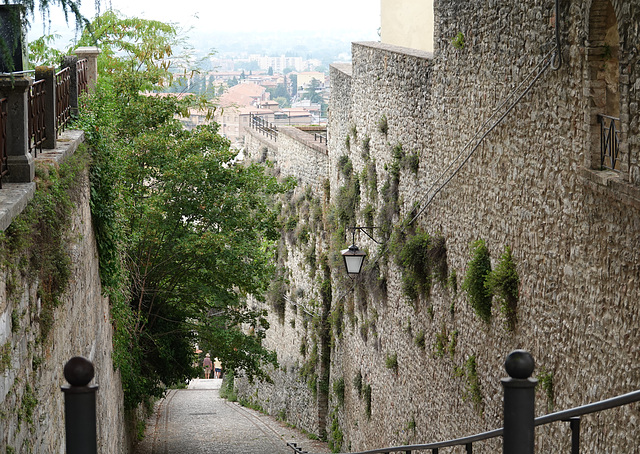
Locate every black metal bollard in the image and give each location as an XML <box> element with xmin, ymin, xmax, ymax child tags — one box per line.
<box><xmin>502</xmin><ymin>350</ymin><xmax>537</xmax><ymax>454</ymax></box>
<box><xmin>61</xmin><ymin>356</ymin><xmax>99</xmax><ymax>454</ymax></box>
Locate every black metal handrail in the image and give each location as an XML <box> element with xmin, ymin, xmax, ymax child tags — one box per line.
<box><xmin>249</xmin><ymin>113</ymin><xmax>278</xmax><ymax>141</ymax></box>
<box><xmin>28</xmin><ymin>78</ymin><xmax>47</xmax><ymax>156</ymax></box>
<box><xmin>287</xmin><ymin>388</ymin><xmax>640</xmax><ymax>454</ymax></box>
<box><xmin>0</xmin><ymin>97</ymin><xmax>8</xmax><ymax>188</ymax></box>
<box><xmin>598</xmin><ymin>113</ymin><xmax>620</xmax><ymax>171</ymax></box>
<box><xmin>314</xmin><ymin>133</ymin><xmax>326</xmax><ymax>144</ymax></box>
<box><xmin>56</xmin><ymin>67</ymin><xmax>72</xmax><ymax>133</ymax></box>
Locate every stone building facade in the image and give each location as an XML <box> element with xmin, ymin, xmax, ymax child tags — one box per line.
<box><xmin>237</xmin><ymin>0</ymin><xmax>640</xmax><ymax>452</ymax></box>
<box><xmin>0</xmin><ymin>137</ymin><xmax>128</xmax><ymax>452</ymax></box>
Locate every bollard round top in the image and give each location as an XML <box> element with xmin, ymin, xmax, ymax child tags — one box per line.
<box><xmin>63</xmin><ymin>356</ymin><xmax>95</xmax><ymax>387</ymax></box>
<box><xmin>504</xmin><ymin>350</ymin><xmax>535</xmax><ymax>379</ymax></box>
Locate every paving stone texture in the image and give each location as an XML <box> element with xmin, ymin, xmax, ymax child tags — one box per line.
<box><xmin>135</xmin><ymin>379</ymin><xmax>331</xmax><ymax>454</ymax></box>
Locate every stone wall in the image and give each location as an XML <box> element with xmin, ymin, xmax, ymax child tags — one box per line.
<box><xmin>245</xmin><ymin>125</ymin><xmax>329</xmax><ymax>197</ymax></box>
<box><xmin>235</xmin><ymin>1</ymin><xmax>640</xmax><ymax>452</ymax></box>
<box><xmin>0</xmin><ymin>141</ymin><xmax>128</xmax><ymax>452</ymax></box>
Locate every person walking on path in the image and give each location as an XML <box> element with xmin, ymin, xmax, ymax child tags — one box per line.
<box><xmin>214</xmin><ymin>357</ymin><xmax>222</xmax><ymax>379</ymax></box>
<box><xmin>203</xmin><ymin>353</ymin><xmax>213</xmax><ymax>379</ymax></box>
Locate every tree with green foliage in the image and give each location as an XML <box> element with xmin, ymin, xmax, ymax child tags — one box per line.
<box><xmin>303</xmin><ymin>78</ymin><xmax>323</xmax><ymax>104</ymax></box>
<box><xmin>76</xmin><ymin>12</ymin><xmax>294</xmax><ymax>409</ymax></box>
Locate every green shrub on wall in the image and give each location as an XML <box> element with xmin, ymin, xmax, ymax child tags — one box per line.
<box><xmin>486</xmin><ymin>245</ymin><xmax>519</xmax><ymax>331</ymax></box>
<box><xmin>461</xmin><ymin>239</ymin><xmax>492</xmax><ymax>322</ymax></box>
<box><xmin>393</xmin><ymin>229</ymin><xmax>448</xmax><ymax>303</ymax></box>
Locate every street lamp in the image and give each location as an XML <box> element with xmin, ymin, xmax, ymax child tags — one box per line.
<box><xmin>341</xmin><ymin>244</ymin><xmax>367</xmax><ymax>275</ymax></box>
<box><xmin>340</xmin><ymin>226</ymin><xmax>379</xmax><ymax>276</ymax></box>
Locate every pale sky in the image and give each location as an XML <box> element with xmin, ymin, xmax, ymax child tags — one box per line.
<box><xmin>28</xmin><ymin>0</ymin><xmax>381</xmax><ymax>41</ymax></box>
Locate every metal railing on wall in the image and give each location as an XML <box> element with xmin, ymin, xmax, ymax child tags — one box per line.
<box><xmin>77</xmin><ymin>58</ymin><xmax>88</xmax><ymax>95</ymax></box>
<box><xmin>249</xmin><ymin>113</ymin><xmax>278</xmax><ymax>141</ymax></box>
<box><xmin>28</xmin><ymin>78</ymin><xmax>47</xmax><ymax>156</ymax></box>
<box><xmin>287</xmin><ymin>351</ymin><xmax>640</xmax><ymax>454</ymax></box>
<box><xmin>599</xmin><ymin>114</ymin><xmax>620</xmax><ymax>171</ymax></box>
<box><xmin>0</xmin><ymin>54</ymin><xmax>94</xmax><ymax>187</ymax></box>
<box><xmin>56</xmin><ymin>66</ymin><xmax>72</xmax><ymax>133</ymax></box>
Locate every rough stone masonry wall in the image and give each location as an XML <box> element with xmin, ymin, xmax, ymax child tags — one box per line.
<box><xmin>245</xmin><ymin>126</ymin><xmax>329</xmax><ymax>196</ymax></box>
<box><xmin>0</xmin><ymin>167</ymin><xmax>128</xmax><ymax>452</ymax></box>
<box><xmin>239</xmin><ymin>125</ymin><xmax>332</xmax><ymax>437</ymax></box>
<box><xmin>237</xmin><ymin>1</ymin><xmax>640</xmax><ymax>452</ymax></box>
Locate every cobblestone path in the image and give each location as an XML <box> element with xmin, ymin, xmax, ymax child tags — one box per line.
<box><xmin>134</xmin><ymin>379</ymin><xmax>331</xmax><ymax>454</ymax></box>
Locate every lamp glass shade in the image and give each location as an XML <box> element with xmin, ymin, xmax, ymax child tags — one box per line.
<box><xmin>341</xmin><ymin>245</ymin><xmax>366</xmax><ymax>275</ymax></box>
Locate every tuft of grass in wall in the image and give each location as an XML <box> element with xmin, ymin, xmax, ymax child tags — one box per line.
<box><xmin>350</xmin><ymin>125</ymin><xmax>358</xmax><ymax>141</ymax></box>
<box><xmin>333</xmin><ymin>377</ymin><xmax>345</xmax><ymax>406</ymax></box>
<box><xmin>329</xmin><ymin>408</ymin><xmax>344</xmax><ymax>453</ymax></box>
<box><xmin>296</xmin><ymin>224</ymin><xmax>310</xmax><ymax>245</ymax></box>
<box><xmin>358</xmin><ymin>260</ymin><xmax>387</xmax><ymax>306</ymax></box>
<box><xmin>406</xmin><ymin>417</ymin><xmax>416</xmax><ymax>433</ymax></box>
<box><xmin>266</xmin><ymin>273</ymin><xmax>287</xmax><ymax>324</ymax></box>
<box><xmin>0</xmin><ymin>341</ymin><xmax>11</xmax><ymax>372</ymax></box>
<box><xmin>337</xmin><ymin>155</ymin><xmax>353</xmax><ymax>180</ymax></box>
<box><xmin>403</xmin><ymin>153</ymin><xmax>420</xmax><ymax>175</ymax></box>
<box><xmin>323</xmin><ymin>178</ymin><xmax>331</xmax><ymax>204</ymax></box>
<box><xmin>299</xmin><ymin>339</ymin><xmax>307</xmax><ymax>357</ymax></box>
<box><xmin>378</xmin><ymin>115</ymin><xmax>388</xmax><ymax>136</ymax></box>
<box><xmin>363</xmin><ymin>203</ymin><xmax>375</xmax><ymax>228</ymax></box>
<box><xmin>461</xmin><ymin>239</ymin><xmax>492</xmax><ymax>323</ymax></box>
<box><xmin>456</xmin><ymin>355</ymin><xmax>482</xmax><ymax>413</ymax></box>
<box><xmin>345</xmin><ymin>134</ymin><xmax>351</xmax><ymax>151</ymax></box>
<box><xmin>452</xmin><ymin>32</ymin><xmax>465</xmax><ymax>50</ymax></box>
<box><xmin>433</xmin><ymin>324</ymin><xmax>448</xmax><ymax>358</ymax></box>
<box><xmin>363</xmin><ymin>384</ymin><xmax>372</xmax><ymax>419</ymax></box>
<box><xmin>329</xmin><ymin>299</ymin><xmax>344</xmax><ymax>340</ymax></box>
<box><xmin>485</xmin><ymin>245</ymin><xmax>519</xmax><ymax>331</ymax></box>
<box><xmin>448</xmin><ymin>330</ymin><xmax>458</xmax><ymax>360</ymax></box>
<box><xmin>536</xmin><ymin>368</ymin><xmax>554</xmax><ymax>412</ymax></box>
<box><xmin>393</xmin><ymin>229</ymin><xmax>448</xmax><ymax>303</ymax></box>
<box><xmin>10</xmin><ymin>309</ymin><xmax>19</xmax><ymax>334</ymax></box>
<box><xmin>353</xmin><ymin>371</ymin><xmax>363</xmax><ymax>398</ymax></box>
<box><xmin>414</xmin><ymin>330</ymin><xmax>426</xmax><ymax>350</ymax></box>
<box><xmin>385</xmin><ymin>352</ymin><xmax>398</xmax><ymax>374</ymax></box>
<box><xmin>17</xmin><ymin>384</ymin><xmax>38</xmax><ymax>427</ymax></box>
<box><xmin>361</xmin><ymin>136</ymin><xmax>371</xmax><ymax>158</ymax></box>
<box><xmin>365</xmin><ymin>160</ymin><xmax>378</xmax><ymax>200</ymax></box>
<box><xmin>448</xmin><ymin>269</ymin><xmax>458</xmax><ymax>297</ymax></box>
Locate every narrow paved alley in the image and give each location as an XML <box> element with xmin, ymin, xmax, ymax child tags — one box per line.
<box><xmin>134</xmin><ymin>379</ymin><xmax>331</xmax><ymax>454</ymax></box>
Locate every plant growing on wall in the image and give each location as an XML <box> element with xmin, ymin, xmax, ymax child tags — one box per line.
<box><xmin>378</xmin><ymin>115</ymin><xmax>388</xmax><ymax>136</ymax></box>
<box><xmin>536</xmin><ymin>368</ymin><xmax>554</xmax><ymax>412</ymax></box>
<box><xmin>452</xmin><ymin>32</ymin><xmax>465</xmax><ymax>50</ymax></box>
<box><xmin>455</xmin><ymin>355</ymin><xmax>482</xmax><ymax>413</ymax></box>
<box><xmin>485</xmin><ymin>245</ymin><xmax>519</xmax><ymax>331</ymax></box>
<box><xmin>362</xmin><ymin>136</ymin><xmax>371</xmax><ymax>157</ymax></box>
<box><xmin>462</xmin><ymin>239</ymin><xmax>492</xmax><ymax>323</ymax></box>
<box><xmin>333</xmin><ymin>377</ymin><xmax>345</xmax><ymax>406</ymax></box>
<box><xmin>385</xmin><ymin>352</ymin><xmax>399</xmax><ymax>374</ymax></box>
<box><xmin>363</xmin><ymin>383</ymin><xmax>372</xmax><ymax>419</ymax></box>
<box><xmin>393</xmin><ymin>229</ymin><xmax>448</xmax><ymax>303</ymax></box>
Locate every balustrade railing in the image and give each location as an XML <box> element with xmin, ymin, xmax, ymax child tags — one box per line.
<box><xmin>250</xmin><ymin>113</ymin><xmax>278</xmax><ymax>141</ymax></box>
<box><xmin>28</xmin><ymin>78</ymin><xmax>47</xmax><ymax>156</ymax></box>
<box><xmin>598</xmin><ymin>114</ymin><xmax>620</xmax><ymax>171</ymax></box>
<box><xmin>56</xmin><ymin>66</ymin><xmax>72</xmax><ymax>133</ymax></box>
<box><xmin>0</xmin><ymin>97</ymin><xmax>8</xmax><ymax>188</ymax></box>
<box><xmin>77</xmin><ymin>58</ymin><xmax>88</xmax><ymax>95</ymax></box>
<box><xmin>0</xmin><ymin>48</ymin><xmax>98</xmax><ymax>187</ymax></box>
<box><xmin>287</xmin><ymin>351</ymin><xmax>640</xmax><ymax>454</ymax></box>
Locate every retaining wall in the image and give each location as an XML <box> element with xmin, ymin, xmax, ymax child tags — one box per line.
<box><xmin>235</xmin><ymin>1</ymin><xmax>640</xmax><ymax>451</ymax></box>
